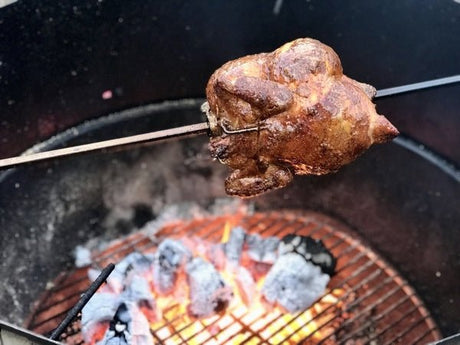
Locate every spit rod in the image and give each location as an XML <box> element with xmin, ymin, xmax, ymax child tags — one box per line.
<box><xmin>0</xmin><ymin>122</ymin><xmax>209</xmax><ymax>170</ymax></box>
<box><xmin>0</xmin><ymin>75</ymin><xmax>459</xmax><ymax>170</ymax></box>
<box><xmin>375</xmin><ymin>75</ymin><xmax>460</xmax><ymax>98</ymax></box>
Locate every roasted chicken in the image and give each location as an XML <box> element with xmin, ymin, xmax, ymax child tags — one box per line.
<box><xmin>204</xmin><ymin>38</ymin><xmax>399</xmax><ymax>197</ymax></box>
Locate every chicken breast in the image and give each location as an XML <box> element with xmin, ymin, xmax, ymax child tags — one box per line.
<box><xmin>204</xmin><ymin>38</ymin><xmax>399</xmax><ymax>197</ymax></box>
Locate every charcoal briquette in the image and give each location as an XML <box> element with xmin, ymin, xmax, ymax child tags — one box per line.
<box><xmin>261</xmin><ymin>253</ymin><xmax>330</xmax><ymax>313</ymax></box>
<box><xmin>186</xmin><ymin>257</ymin><xmax>233</xmax><ymax>318</ymax></box>
<box><xmin>153</xmin><ymin>239</ymin><xmax>191</xmax><ymax>294</ymax></box>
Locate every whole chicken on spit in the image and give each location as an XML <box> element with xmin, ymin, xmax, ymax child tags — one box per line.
<box><xmin>203</xmin><ymin>38</ymin><xmax>399</xmax><ymax>197</ymax></box>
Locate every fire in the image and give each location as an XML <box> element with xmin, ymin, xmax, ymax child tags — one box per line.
<box><xmin>86</xmin><ymin>219</ymin><xmax>344</xmax><ymax>345</ymax></box>
<box><xmin>221</xmin><ymin>221</ymin><xmax>232</xmax><ymax>244</ymax></box>
<box><xmin>145</xmin><ymin>221</ymin><xmax>345</xmax><ymax>345</ymax></box>
<box><xmin>149</xmin><ymin>289</ymin><xmax>343</xmax><ymax>344</ymax></box>
<box><xmin>88</xmin><ymin>323</ymin><xmax>109</xmax><ymax>345</ymax></box>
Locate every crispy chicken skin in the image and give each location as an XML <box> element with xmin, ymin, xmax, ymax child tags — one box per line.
<box><xmin>204</xmin><ymin>38</ymin><xmax>399</xmax><ymax>197</ymax></box>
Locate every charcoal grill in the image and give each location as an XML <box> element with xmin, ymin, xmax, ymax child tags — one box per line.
<box><xmin>0</xmin><ymin>1</ymin><xmax>459</xmax><ymax>344</ymax></box>
<box><xmin>26</xmin><ymin>212</ymin><xmax>441</xmax><ymax>345</ymax></box>
<box><xmin>0</xmin><ymin>97</ymin><xmax>458</xmax><ymax>345</ymax></box>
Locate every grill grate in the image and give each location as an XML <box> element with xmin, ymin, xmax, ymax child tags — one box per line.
<box><xmin>26</xmin><ymin>211</ymin><xmax>442</xmax><ymax>345</ymax></box>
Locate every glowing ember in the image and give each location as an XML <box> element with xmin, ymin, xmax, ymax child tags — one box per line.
<box><xmin>149</xmin><ymin>289</ymin><xmax>343</xmax><ymax>345</ymax></box>
<box><xmin>221</xmin><ymin>221</ymin><xmax>232</xmax><ymax>244</ymax></box>
<box><xmin>27</xmin><ymin>211</ymin><xmax>443</xmax><ymax>345</ymax></box>
<box><xmin>81</xmin><ymin>220</ymin><xmax>340</xmax><ymax>345</ymax></box>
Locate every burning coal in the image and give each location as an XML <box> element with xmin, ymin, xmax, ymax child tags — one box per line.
<box><xmin>81</xmin><ymin>224</ymin><xmax>336</xmax><ymax>345</ymax></box>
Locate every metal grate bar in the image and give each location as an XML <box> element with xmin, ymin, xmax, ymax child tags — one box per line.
<box><xmin>29</xmin><ymin>272</ymin><xmax>78</xmax><ymax>312</ymax></box>
<box><xmin>220</xmin><ymin>244</ymin><xmax>366</xmax><ymax>345</ymax></box>
<box><xmin>29</xmin><ymin>306</ymin><xmax>76</xmax><ymax>332</ymax></box>
<box><xmin>314</xmin><ymin>284</ymin><xmax>404</xmax><ymax>345</ymax></box>
<box><xmin>295</xmin><ymin>275</ymin><xmax>399</xmax><ymax>344</ymax></box>
<box><xmin>238</xmin><ymin>258</ymin><xmax>376</xmax><ymax>345</ymax></box>
<box><xmin>31</xmin><ymin>231</ymin><xmax>163</xmax><ymax>318</ymax></box>
<box><xmin>381</xmin><ymin>314</ymin><xmax>434</xmax><ymax>345</ymax></box>
<box><xmin>30</xmin><ymin>236</ymin><xmax>163</xmax><ymax>329</ymax></box>
<box><xmin>162</xmin><ymin>311</ymin><xmax>222</xmax><ymax>344</ymax></box>
<box><xmin>249</xmin><ymin>218</ymin><xmax>315</xmax><ymax>239</ymax></box>
<box><xmin>343</xmin><ymin>276</ymin><xmax>397</xmax><ymax>310</ymax></box>
<box><xmin>178</xmin><ymin>316</ymin><xmax>232</xmax><ymax>344</ymax></box>
<box><xmin>274</xmin><ymin>268</ymin><xmax>384</xmax><ymax>343</ymax></box>
<box><xmin>365</xmin><ymin>305</ymin><xmax>420</xmax><ymax>343</ymax></box>
<box><xmin>157</xmin><ymin>309</ymin><xmax>225</xmax><ymax>343</ymax></box>
<box><xmin>217</xmin><ymin>312</ymin><xmax>271</xmax><ymax>345</ymax></box>
<box><xmin>335</xmin><ymin>293</ymin><xmax>413</xmax><ymax>344</ymax></box>
<box><xmin>151</xmin><ymin>329</ymin><xmax>165</xmax><ymax>345</ymax></box>
<box><xmin>190</xmin><ymin>242</ymin><xmax>369</xmax><ymax>345</ymax></box>
<box><xmin>178</xmin><ymin>309</ymin><xmax>265</xmax><ymax>345</ymax></box>
<box><xmin>412</xmin><ymin>326</ymin><xmax>441</xmax><ymax>345</ymax></box>
<box><xmin>92</xmin><ymin>232</ymin><xmax>155</xmax><ymax>263</ymax></box>
<box><xmin>33</xmin><ymin>278</ymin><xmax>93</xmax><ymax>315</ymax></box>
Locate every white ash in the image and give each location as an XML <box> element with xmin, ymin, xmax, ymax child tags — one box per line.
<box><xmin>83</xmin><ymin>255</ymin><xmax>157</xmax><ymax>344</ymax></box>
<box><xmin>246</xmin><ymin>234</ymin><xmax>280</xmax><ymax>263</ymax></box>
<box><xmin>153</xmin><ymin>239</ymin><xmax>191</xmax><ymax>295</ymax></box>
<box><xmin>97</xmin><ymin>303</ymin><xmax>131</xmax><ymax>345</ymax></box>
<box><xmin>261</xmin><ymin>253</ymin><xmax>330</xmax><ymax>313</ymax></box>
<box><xmin>82</xmin><ymin>275</ymin><xmax>156</xmax><ymax>342</ymax></box>
<box><xmin>223</xmin><ymin>226</ymin><xmax>246</xmax><ymax>266</ymax></box>
<box><xmin>186</xmin><ymin>257</ymin><xmax>233</xmax><ymax>318</ymax></box>
<box><xmin>115</xmin><ymin>252</ymin><xmax>154</xmax><ymax>277</ymax></box>
<box><xmin>279</xmin><ymin>234</ymin><xmax>336</xmax><ymax>275</ymax></box>
<box><xmin>96</xmin><ymin>302</ymin><xmax>153</xmax><ymax>345</ymax></box>
<box><xmin>88</xmin><ymin>268</ymin><xmax>104</xmax><ymax>284</ymax></box>
<box><xmin>123</xmin><ymin>275</ymin><xmax>155</xmax><ymax>313</ymax></box>
<box><xmin>81</xmin><ymin>293</ymin><xmax>120</xmax><ymax>343</ymax></box>
<box><xmin>74</xmin><ymin>245</ymin><xmax>92</xmax><ymax>267</ymax></box>
<box><xmin>89</xmin><ymin>252</ymin><xmax>154</xmax><ymax>294</ymax></box>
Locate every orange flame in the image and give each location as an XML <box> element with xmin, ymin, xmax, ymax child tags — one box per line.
<box><xmin>221</xmin><ymin>221</ymin><xmax>232</xmax><ymax>243</ymax></box>
<box><xmin>118</xmin><ymin>221</ymin><xmax>347</xmax><ymax>344</ymax></box>
<box><xmin>149</xmin><ymin>289</ymin><xmax>344</xmax><ymax>345</ymax></box>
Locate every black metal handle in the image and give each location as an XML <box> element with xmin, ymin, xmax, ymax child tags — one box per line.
<box><xmin>49</xmin><ymin>263</ymin><xmax>115</xmax><ymax>341</ymax></box>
